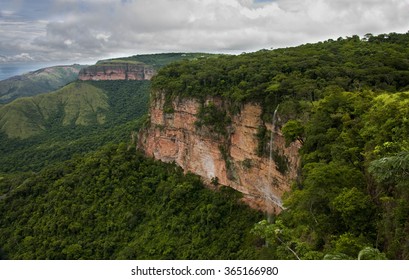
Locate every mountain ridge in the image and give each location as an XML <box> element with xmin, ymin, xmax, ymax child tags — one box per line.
<box><xmin>0</xmin><ymin>53</ymin><xmax>212</xmax><ymax>172</ymax></box>
<box><xmin>0</xmin><ymin>82</ymin><xmax>109</xmax><ymax>139</ymax></box>
<box><xmin>0</xmin><ymin>64</ymin><xmax>86</xmax><ymax>104</ymax></box>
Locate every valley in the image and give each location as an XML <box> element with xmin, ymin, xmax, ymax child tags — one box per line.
<box><xmin>1</xmin><ymin>33</ymin><xmax>409</xmax><ymax>260</ymax></box>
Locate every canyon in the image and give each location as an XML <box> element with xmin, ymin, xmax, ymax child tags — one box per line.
<box><xmin>138</xmin><ymin>91</ymin><xmax>301</xmax><ymax>213</ymax></box>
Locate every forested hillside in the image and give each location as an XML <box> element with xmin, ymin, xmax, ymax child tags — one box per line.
<box><xmin>97</xmin><ymin>53</ymin><xmax>215</xmax><ymax>70</ymax></box>
<box><xmin>0</xmin><ymin>65</ymin><xmax>85</xmax><ymax>104</ymax></box>
<box><xmin>0</xmin><ymin>144</ymin><xmax>264</xmax><ymax>260</ymax></box>
<box><xmin>153</xmin><ymin>33</ymin><xmax>409</xmax><ymax>114</ymax></box>
<box><xmin>0</xmin><ymin>80</ymin><xmax>149</xmax><ymax>172</ymax></box>
<box><xmin>1</xmin><ymin>54</ymin><xmax>265</xmax><ymax>261</ymax></box>
<box><xmin>151</xmin><ymin>32</ymin><xmax>409</xmax><ymax>259</ymax></box>
<box><xmin>1</xmin><ymin>33</ymin><xmax>409</xmax><ymax>260</ymax></box>
<box><xmin>0</xmin><ymin>53</ymin><xmax>211</xmax><ymax>173</ymax></box>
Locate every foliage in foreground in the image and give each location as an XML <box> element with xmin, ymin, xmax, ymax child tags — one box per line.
<box><xmin>263</xmin><ymin>90</ymin><xmax>409</xmax><ymax>260</ymax></box>
<box><xmin>0</xmin><ymin>144</ymin><xmax>264</xmax><ymax>260</ymax></box>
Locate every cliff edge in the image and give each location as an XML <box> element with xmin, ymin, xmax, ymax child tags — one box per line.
<box><xmin>138</xmin><ymin>91</ymin><xmax>301</xmax><ymax>213</ymax></box>
<box><xmin>79</xmin><ymin>61</ymin><xmax>155</xmax><ymax>81</ymax></box>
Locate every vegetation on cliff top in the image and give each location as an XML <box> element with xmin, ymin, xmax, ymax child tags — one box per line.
<box><xmin>150</xmin><ymin>32</ymin><xmax>409</xmax><ymax>259</ymax></box>
<box><xmin>152</xmin><ymin>32</ymin><xmax>409</xmax><ymax>118</ymax></box>
<box><xmin>98</xmin><ymin>53</ymin><xmax>216</xmax><ymax>70</ymax></box>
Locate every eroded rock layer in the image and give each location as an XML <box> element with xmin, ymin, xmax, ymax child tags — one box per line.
<box><xmin>138</xmin><ymin>91</ymin><xmax>301</xmax><ymax>213</ymax></box>
<box><xmin>79</xmin><ymin>63</ymin><xmax>155</xmax><ymax>81</ymax></box>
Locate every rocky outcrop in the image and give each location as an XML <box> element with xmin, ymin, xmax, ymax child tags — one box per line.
<box><xmin>78</xmin><ymin>63</ymin><xmax>155</xmax><ymax>81</ymax></box>
<box><xmin>138</xmin><ymin>92</ymin><xmax>301</xmax><ymax>213</ymax></box>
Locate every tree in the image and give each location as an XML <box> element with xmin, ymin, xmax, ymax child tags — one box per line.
<box><xmin>331</xmin><ymin>187</ymin><xmax>376</xmax><ymax>234</ymax></box>
<box><xmin>332</xmin><ymin>233</ymin><xmax>371</xmax><ymax>258</ymax></box>
<box><xmin>282</xmin><ymin>120</ymin><xmax>305</xmax><ymax>145</ymax></box>
<box><xmin>368</xmin><ymin>151</ymin><xmax>409</xmax><ymax>259</ymax></box>
<box><xmin>253</xmin><ymin>220</ymin><xmax>301</xmax><ymax>260</ymax></box>
<box><xmin>0</xmin><ymin>247</ymin><xmax>7</xmax><ymax>260</ymax></box>
<box><xmin>62</xmin><ymin>244</ymin><xmax>83</xmax><ymax>260</ymax></box>
<box><xmin>368</xmin><ymin>151</ymin><xmax>409</xmax><ymax>193</ymax></box>
<box><xmin>358</xmin><ymin>247</ymin><xmax>387</xmax><ymax>260</ymax></box>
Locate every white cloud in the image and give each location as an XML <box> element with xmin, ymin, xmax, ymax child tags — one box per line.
<box><xmin>0</xmin><ymin>53</ymin><xmax>35</xmax><ymax>63</ymax></box>
<box><xmin>1</xmin><ymin>0</ymin><xmax>409</xmax><ymax>64</ymax></box>
<box><xmin>0</xmin><ymin>10</ymin><xmax>16</xmax><ymax>17</ymax></box>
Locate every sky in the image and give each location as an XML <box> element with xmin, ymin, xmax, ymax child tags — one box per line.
<box><xmin>1</xmin><ymin>0</ymin><xmax>409</xmax><ymax>66</ymax></box>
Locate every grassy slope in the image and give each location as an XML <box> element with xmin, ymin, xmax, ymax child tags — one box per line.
<box><xmin>0</xmin><ymin>65</ymin><xmax>86</xmax><ymax>104</ymax></box>
<box><xmin>0</xmin><ymin>53</ymin><xmax>215</xmax><ymax>173</ymax></box>
<box><xmin>0</xmin><ymin>80</ymin><xmax>150</xmax><ymax>173</ymax></box>
<box><xmin>0</xmin><ymin>82</ymin><xmax>108</xmax><ymax>139</ymax></box>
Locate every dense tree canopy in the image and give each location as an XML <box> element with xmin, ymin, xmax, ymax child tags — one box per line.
<box><xmin>0</xmin><ymin>144</ymin><xmax>264</xmax><ymax>260</ymax></box>
<box><xmin>153</xmin><ymin>32</ymin><xmax>409</xmax><ymax>118</ymax></box>
<box><xmin>257</xmin><ymin>89</ymin><xmax>409</xmax><ymax>259</ymax></box>
<box><xmin>0</xmin><ymin>80</ymin><xmax>149</xmax><ymax>173</ymax></box>
<box><xmin>151</xmin><ymin>32</ymin><xmax>409</xmax><ymax>259</ymax></box>
<box><xmin>2</xmin><ymin>32</ymin><xmax>409</xmax><ymax>260</ymax></box>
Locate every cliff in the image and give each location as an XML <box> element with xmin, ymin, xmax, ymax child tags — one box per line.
<box><xmin>78</xmin><ymin>62</ymin><xmax>155</xmax><ymax>81</ymax></box>
<box><xmin>138</xmin><ymin>91</ymin><xmax>301</xmax><ymax>213</ymax></box>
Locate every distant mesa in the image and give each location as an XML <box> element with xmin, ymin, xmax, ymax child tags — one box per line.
<box><xmin>78</xmin><ymin>60</ymin><xmax>156</xmax><ymax>81</ymax></box>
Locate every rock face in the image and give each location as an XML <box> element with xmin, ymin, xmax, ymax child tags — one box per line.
<box><xmin>138</xmin><ymin>91</ymin><xmax>301</xmax><ymax>213</ymax></box>
<box><xmin>78</xmin><ymin>63</ymin><xmax>155</xmax><ymax>81</ymax></box>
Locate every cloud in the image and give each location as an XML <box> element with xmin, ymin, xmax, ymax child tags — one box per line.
<box><xmin>0</xmin><ymin>53</ymin><xmax>35</xmax><ymax>63</ymax></box>
<box><xmin>1</xmin><ymin>0</ymin><xmax>409</xmax><ymax>64</ymax></box>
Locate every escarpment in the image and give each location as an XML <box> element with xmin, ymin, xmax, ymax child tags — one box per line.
<box><xmin>79</xmin><ymin>62</ymin><xmax>155</xmax><ymax>81</ymax></box>
<box><xmin>138</xmin><ymin>91</ymin><xmax>301</xmax><ymax>213</ymax></box>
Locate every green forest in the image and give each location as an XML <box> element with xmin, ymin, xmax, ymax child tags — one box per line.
<box><xmin>0</xmin><ymin>80</ymin><xmax>150</xmax><ymax>172</ymax></box>
<box><xmin>151</xmin><ymin>32</ymin><xmax>409</xmax><ymax>259</ymax></box>
<box><xmin>0</xmin><ymin>53</ymin><xmax>265</xmax><ymax>260</ymax></box>
<box><xmin>0</xmin><ymin>144</ymin><xmax>264</xmax><ymax>259</ymax></box>
<box><xmin>1</xmin><ymin>33</ymin><xmax>409</xmax><ymax>260</ymax></box>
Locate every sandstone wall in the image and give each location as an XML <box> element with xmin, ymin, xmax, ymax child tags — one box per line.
<box><xmin>78</xmin><ymin>63</ymin><xmax>155</xmax><ymax>81</ymax></box>
<box><xmin>138</xmin><ymin>92</ymin><xmax>301</xmax><ymax>213</ymax></box>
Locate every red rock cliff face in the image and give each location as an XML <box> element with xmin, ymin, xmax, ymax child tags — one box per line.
<box><xmin>78</xmin><ymin>63</ymin><xmax>155</xmax><ymax>81</ymax></box>
<box><xmin>138</xmin><ymin>91</ymin><xmax>301</xmax><ymax>213</ymax></box>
